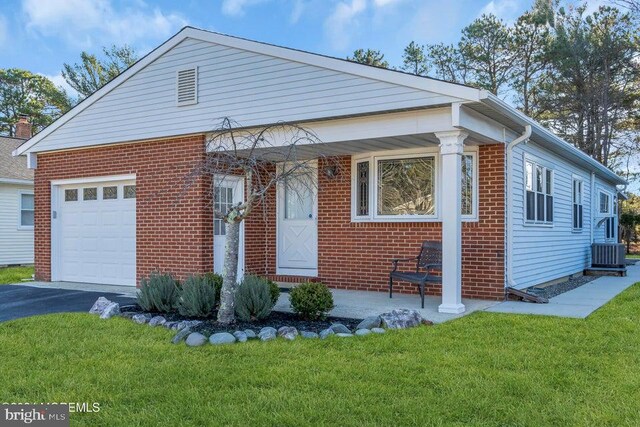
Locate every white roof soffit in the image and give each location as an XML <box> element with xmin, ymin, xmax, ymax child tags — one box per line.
<box><xmin>479</xmin><ymin>92</ymin><xmax>626</xmax><ymax>186</ymax></box>
<box><xmin>13</xmin><ymin>26</ymin><xmax>481</xmax><ymax>157</ymax></box>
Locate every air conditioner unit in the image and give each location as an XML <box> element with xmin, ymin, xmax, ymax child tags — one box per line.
<box><xmin>591</xmin><ymin>243</ymin><xmax>626</xmax><ymax>268</ymax></box>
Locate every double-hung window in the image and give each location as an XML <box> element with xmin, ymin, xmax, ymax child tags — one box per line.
<box><xmin>19</xmin><ymin>192</ymin><xmax>34</xmax><ymax>228</ymax></box>
<box><xmin>525</xmin><ymin>160</ymin><xmax>553</xmax><ymax>224</ymax></box>
<box><xmin>572</xmin><ymin>178</ymin><xmax>583</xmax><ymax>230</ymax></box>
<box><xmin>353</xmin><ymin>151</ymin><xmax>477</xmax><ymax>221</ymax></box>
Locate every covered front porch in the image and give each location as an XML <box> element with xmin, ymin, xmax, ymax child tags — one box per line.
<box><xmin>214</xmin><ymin>104</ymin><xmax>515</xmax><ymax>313</ymax></box>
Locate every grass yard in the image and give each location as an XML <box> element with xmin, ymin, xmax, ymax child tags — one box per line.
<box><xmin>0</xmin><ymin>266</ymin><xmax>33</xmax><ymax>284</ymax></box>
<box><xmin>1</xmin><ymin>286</ymin><xmax>640</xmax><ymax>426</ymax></box>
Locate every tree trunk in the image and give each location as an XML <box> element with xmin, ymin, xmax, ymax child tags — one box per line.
<box><xmin>217</xmin><ymin>219</ymin><xmax>241</xmax><ymax>324</ymax></box>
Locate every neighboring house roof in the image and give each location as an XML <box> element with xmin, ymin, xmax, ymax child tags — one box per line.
<box><xmin>1</xmin><ymin>136</ymin><xmax>33</xmax><ymax>183</ymax></box>
<box><xmin>13</xmin><ymin>26</ymin><xmax>625</xmax><ymax>186</ymax></box>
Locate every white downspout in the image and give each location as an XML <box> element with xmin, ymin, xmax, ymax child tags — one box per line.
<box><xmin>505</xmin><ymin>125</ymin><xmax>532</xmax><ymax>290</ymax></box>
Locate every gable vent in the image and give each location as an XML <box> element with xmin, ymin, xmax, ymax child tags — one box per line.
<box><xmin>176</xmin><ymin>67</ymin><xmax>198</xmax><ymax>106</ymax></box>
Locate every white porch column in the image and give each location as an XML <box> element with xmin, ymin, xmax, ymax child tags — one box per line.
<box><xmin>435</xmin><ymin>130</ymin><xmax>468</xmax><ymax>314</ymax></box>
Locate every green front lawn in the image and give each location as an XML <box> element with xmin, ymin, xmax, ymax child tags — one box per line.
<box><xmin>0</xmin><ymin>266</ymin><xmax>34</xmax><ymax>284</ymax></box>
<box><xmin>1</xmin><ymin>286</ymin><xmax>640</xmax><ymax>426</ymax></box>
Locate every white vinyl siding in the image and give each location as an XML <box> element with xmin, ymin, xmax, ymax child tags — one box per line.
<box><xmin>0</xmin><ymin>184</ymin><xmax>34</xmax><ymax>265</ymax></box>
<box><xmin>511</xmin><ymin>142</ymin><xmax>617</xmax><ymax>289</ymax></box>
<box><xmin>31</xmin><ymin>38</ymin><xmax>466</xmax><ymax>152</ymax></box>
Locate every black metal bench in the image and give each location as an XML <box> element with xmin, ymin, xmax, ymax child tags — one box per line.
<box><xmin>389</xmin><ymin>241</ymin><xmax>442</xmax><ymax>308</ymax></box>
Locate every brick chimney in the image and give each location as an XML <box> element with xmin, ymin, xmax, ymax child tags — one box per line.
<box><xmin>15</xmin><ymin>115</ymin><xmax>32</xmax><ymax>139</ymax></box>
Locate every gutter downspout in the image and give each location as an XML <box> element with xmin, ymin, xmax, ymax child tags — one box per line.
<box><xmin>505</xmin><ymin>125</ymin><xmax>532</xmax><ymax>290</ymax></box>
<box><xmin>590</xmin><ymin>172</ymin><xmax>596</xmax><ymax>244</ymax></box>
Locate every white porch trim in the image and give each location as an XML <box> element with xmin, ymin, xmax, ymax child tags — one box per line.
<box><xmin>435</xmin><ymin>130</ymin><xmax>468</xmax><ymax>314</ymax></box>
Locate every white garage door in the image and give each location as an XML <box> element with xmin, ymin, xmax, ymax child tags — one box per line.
<box><xmin>55</xmin><ymin>179</ymin><xmax>136</xmax><ymax>286</ymax></box>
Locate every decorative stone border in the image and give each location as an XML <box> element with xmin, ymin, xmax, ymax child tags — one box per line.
<box><xmin>89</xmin><ymin>297</ymin><xmax>432</xmax><ymax>346</ymax></box>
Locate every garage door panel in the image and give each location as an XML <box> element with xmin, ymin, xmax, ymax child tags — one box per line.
<box><xmin>56</xmin><ymin>180</ymin><xmax>136</xmax><ymax>286</ymax></box>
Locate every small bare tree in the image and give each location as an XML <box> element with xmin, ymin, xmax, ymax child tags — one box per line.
<box><xmin>186</xmin><ymin>118</ymin><xmax>341</xmax><ymax>324</ymax></box>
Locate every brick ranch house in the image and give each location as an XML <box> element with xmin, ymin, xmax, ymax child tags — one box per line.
<box><xmin>14</xmin><ymin>27</ymin><xmax>624</xmax><ymax>314</ymax></box>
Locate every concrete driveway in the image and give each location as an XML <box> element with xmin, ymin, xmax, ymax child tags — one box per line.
<box><xmin>0</xmin><ymin>285</ymin><xmax>136</xmax><ymax>322</ymax></box>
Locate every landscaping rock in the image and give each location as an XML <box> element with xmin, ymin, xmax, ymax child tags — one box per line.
<box><xmin>336</xmin><ymin>333</ymin><xmax>354</xmax><ymax>337</ymax></box>
<box><xmin>356</xmin><ymin>316</ymin><xmax>381</xmax><ymax>330</ymax></box>
<box><xmin>210</xmin><ymin>332</ymin><xmax>236</xmax><ymax>345</ymax></box>
<box><xmin>380</xmin><ymin>309</ymin><xmax>424</xmax><ymax>329</ymax></box>
<box><xmin>244</xmin><ymin>329</ymin><xmax>257</xmax><ymax>339</ymax></box>
<box><xmin>355</xmin><ymin>328</ymin><xmax>371</xmax><ymax>336</ymax></box>
<box><xmin>132</xmin><ymin>314</ymin><xmax>151</xmax><ymax>324</ymax></box>
<box><xmin>233</xmin><ymin>331</ymin><xmax>248</xmax><ymax>343</ymax></box>
<box><xmin>258</xmin><ymin>329</ymin><xmax>277</xmax><ymax>342</ymax></box>
<box><xmin>172</xmin><ymin>320</ymin><xmax>202</xmax><ymax>331</ymax></box>
<box><xmin>319</xmin><ymin>328</ymin><xmax>335</xmax><ymax>339</ymax></box>
<box><xmin>371</xmin><ymin>327</ymin><xmax>386</xmax><ymax>334</ymax></box>
<box><xmin>277</xmin><ymin>326</ymin><xmax>299</xmax><ymax>341</ymax></box>
<box><xmin>186</xmin><ymin>332</ymin><xmax>208</xmax><ymax>347</ymax></box>
<box><xmin>148</xmin><ymin>316</ymin><xmax>167</xmax><ymax>327</ymax></box>
<box><xmin>99</xmin><ymin>302</ymin><xmax>120</xmax><ymax>319</ymax></box>
<box><xmin>171</xmin><ymin>328</ymin><xmax>192</xmax><ymax>344</ymax></box>
<box><xmin>259</xmin><ymin>326</ymin><xmax>277</xmax><ymax>335</ymax></box>
<box><xmin>300</xmin><ymin>331</ymin><xmax>319</xmax><ymax>339</ymax></box>
<box><xmin>330</xmin><ymin>323</ymin><xmax>351</xmax><ymax>334</ymax></box>
<box><xmin>163</xmin><ymin>321</ymin><xmax>177</xmax><ymax>330</ymax></box>
<box><xmin>89</xmin><ymin>297</ymin><xmax>112</xmax><ymax>315</ymax></box>
<box><xmin>119</xmin><ymin>312</ymin><xmax>136</xmax><ymax>320</ymax></box>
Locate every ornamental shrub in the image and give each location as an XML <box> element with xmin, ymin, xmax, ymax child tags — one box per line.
<box><xmin>267</xmin><ymin>279</ymin><xmax>281</xmax><ymax>308</ymax></box>
<box><xmin>177</xmin><ymin>275</ymin><xmax>217</xmax><ymax>317</ymax></box>
<box><xmin>235</xmin><ymin>275</ymin><xmax>273</xmax><ymax>321</ymax></box>
<box><xmin>289</xmin><ymin>282</ymin><xmax>334</xmax><ymax>320</ymax></box>
<box><xmin>204</xmin><ymin>272</ymin><xmax>224</xmax><ymax>304</ymax></box>
<box><xmin>137</xmin><ymin>271</ymin><xmax>180</xmax><ymax>313</ymax></box>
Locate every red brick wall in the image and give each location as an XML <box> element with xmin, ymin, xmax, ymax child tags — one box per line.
<box><xmin>34</xmin><ymin>136</ymin><xmax>213</xmax><ymax>284</ymax></box>
<box><xmin>245</xmin><ymin>144</ymin><xmax>506</xmax><ymax>299</ymax></box>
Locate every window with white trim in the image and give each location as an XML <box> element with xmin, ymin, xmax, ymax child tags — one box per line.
<box><xmin>599</xmin><ymin>191</ymin><xmax>610</xmax><ymax>214</ymax></box>
<box><xmin>525</xmin><ymin>160</ymin><xmax>553</xmax><ymax>224</ymax></box>
<box><xmin>572</xmin><ymin>178</ymin><xmax>583</xmax><ymax>230</ymax></box>
<box><xmin>19</xmin><ymin>193</ymin><xmax>34</xmax><ymax>227</ymax></box>
<box><xmin>353</xmin><ymin>151</ymin><xmax>477</xmax><ymax>221</ymax></box>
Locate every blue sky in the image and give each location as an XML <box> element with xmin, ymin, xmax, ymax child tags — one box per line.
<box><xmin>0</xmin><ymin>0</ymin><xmax>567</xmax><ymax>96</ymax></box>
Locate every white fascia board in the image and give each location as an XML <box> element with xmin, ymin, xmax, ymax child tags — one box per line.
<box><xmin>452</xmin><ymin>103</ymin><xmax>518</xmax><ymax>143</ymax></box>
<box><xmin>15</xmin><ymin>26</ymin><xmax>481</xmax><ymax>156</ymax></box>
<box><xmin>0</xmin><ymin>178</ymin><xmax>34</xmax><ymax>185</ymax></box>
<box><xmin>205</xmin><ymin>108</ymin><xmax>456</xmax><ymax>150</ymax></box>
<box><xmin>480</xmin><ymin>92</ymin><xmax>626</xmax><ymax>186</ymax></box>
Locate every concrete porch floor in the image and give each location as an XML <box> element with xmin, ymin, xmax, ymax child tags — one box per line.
<box><xmin>274</xmin><ymin>289</ymin><xmax>498</xmax><ymax>323</ymax></box>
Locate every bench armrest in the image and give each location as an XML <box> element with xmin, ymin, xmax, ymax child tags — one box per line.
<box><xmin>391</xmin><ymin>257</ymin><xmax>418</xmax><ymax>272</ymax></box>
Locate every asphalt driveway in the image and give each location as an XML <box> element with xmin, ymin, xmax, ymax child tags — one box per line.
<box><xmin>0</xmin><ymin>285</ymin><xmax>136</xmax><ymax>322</ymax></box>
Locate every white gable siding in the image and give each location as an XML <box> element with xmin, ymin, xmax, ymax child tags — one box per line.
<box><xmin>510</xmin><ymin>142</ymin><xmax>617</xmax><ymax>289</ymax></box>
<box><xmin>0</xmin><ymin>184</ymin><xmax>34</xmax><ymax>265</ymax></box>
<box><xmin>34</xmin><ymin>38</ymin><xmax>465</xmax><ymax>152</ymax></box>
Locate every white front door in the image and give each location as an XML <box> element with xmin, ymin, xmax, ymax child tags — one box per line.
<box><xmin>277</xmin><ymin>167</ymin><xmax>318</xmax><ymax>276</ymax></box>
<box><xmin>213</xmin><ymin>176</ymin><xmax>244</xmax><ymax>280</ymax></box>
<box><xmin>54</xmin><ymin>179</ymin><xmax>136</xmax><ymax>286</ymax></box>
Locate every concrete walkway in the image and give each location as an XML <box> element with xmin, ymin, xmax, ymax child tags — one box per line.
<box><xmin>486</xmin><ymin>264</ymin><xmax>640</xmax><ymax>318</ymax></box>
<box><xmin>274</xmin><ymin>289</ymin><xmax>497</xmax><ymax>323</ymax></box>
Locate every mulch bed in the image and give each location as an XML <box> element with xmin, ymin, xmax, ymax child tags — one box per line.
<box><xmin>526</xmin><ymin>275</ymin><xmax>596</xmax><ymax>300</ymax></box>
<box><xmin>120</xmin><ymin>304</ymin><xmax>362</xmax><ymax>335</ymax></box>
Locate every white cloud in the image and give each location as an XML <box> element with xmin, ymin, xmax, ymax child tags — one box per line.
<box><xmin>479</xmin><ymin>0</ymin><xmax>519</xmax><ymax>21</ymax></box>
<box><xmin>221</xmin><ymin>0</ymin><xmax>269</xmax><ymax>17</ymax></box>
<box><xmin>22</xmin><ymin>0</ymin><xmax>187</xmax><ymax>49</ymax></box>
<box><xmin>290</xmin><ymin>0</ymin><xmax>305</xmax><ymax>24</ymax></box>
<box><xmin>372</xmin><ymin>0</ymin><xmax>402</xmax><ymax>7</ymax></box>
<box><xmin>323</xmin><ymin>0</ymin><xmax>367</xmax><ymax>50</ymax></box>
<box><xmin>41</xmin><ymin>72</ymin><xmax>78</xmax><ymax>99</ymax></box>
